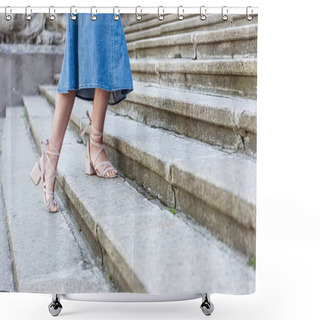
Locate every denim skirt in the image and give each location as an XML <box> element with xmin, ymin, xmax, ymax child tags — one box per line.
<box><xmin>57</xmin><ymin>13</ymin><xmax>134</xmax><ymax>105</ymax></box>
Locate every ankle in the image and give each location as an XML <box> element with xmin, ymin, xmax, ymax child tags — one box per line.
<box><xmin>46</xmin><ymin>147</ymin><xmax>59</xmax><ymax>169</ymax></box>
<box><xmin>90</xmin><ymin>135</ymin><xmax>103</xmax><ymax>146</ymax></box>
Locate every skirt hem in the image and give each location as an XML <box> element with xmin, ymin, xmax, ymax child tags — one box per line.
<box><xmin>57</xmin><ymin>84</ymin><xmax>134</xmax><ymax>93</ymax></box>
<box><xmin>56</xmin><ymin>84</ymin><xmax>133</xmax><ymax>105</ymax></box>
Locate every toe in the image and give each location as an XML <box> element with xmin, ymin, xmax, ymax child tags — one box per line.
<box><xmin>51</xmin><ymin>202</ymin><xmax>58</xmax><ymax>212</ymax></box>
<box><xmin>105</xmin><ymin>169</ymin><xmax>117</xmax><ymax>177</ymax></box>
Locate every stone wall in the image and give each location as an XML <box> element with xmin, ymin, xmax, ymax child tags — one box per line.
<box><xmin>0</xmin><ymin>13</ymin><xmax>66</xmax><ymax>117</ymax></box>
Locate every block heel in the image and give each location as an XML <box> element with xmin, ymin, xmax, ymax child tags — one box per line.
<box><xmin>85</xmin><ymin>151</ymin><xmax>96</xmax><ymax>175</ymax></box>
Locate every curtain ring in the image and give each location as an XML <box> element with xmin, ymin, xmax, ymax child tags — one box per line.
<box><xmin>113</xmin><ymin>6</ymin><xmax>120</xmax><ymax>20</ymax></box>
<box><xmin>5</xmin><ymin>6</ymin><xmax>12</xmax><ymax>21</ymax></box>
<box><xmin>91</xmin><ymin>6</ymin><xmax>97</xmax><ymax>21</ymax></box>
<box><xmin>48</xmin><ymin>6</ymin><xmax>56</xmax><ymax>21</ymax></box>
<box><xmin>25</xmin><ymin>6</ymin><xmax>32</xmax><ymax>21</ymax></box>
<box><xmin>221</xmin><ymin>6</ymin><xmax>228</xmax><ymax>21</ymax></box>
<box><xmin>246</xmin><ymin>6</ymin><xmax>253</xmax><ymax>21</ymax></box>
<box><xmin>200</xmin><ymin>5</ymin><xmax>207</xmax><ymax>21</ymax></box>
<box><xmin>157</xmin><ymin>6</ymin><xmax>164</xmax><ymax>20</ymax></box>
<box><xmin>70</xmin><ymin>6</ymin><xmax>77</xmax><ymax>20</ymax></box>
<box><xmin>135</xmin><ymin>6</ymin><xmax>142</xmax><ymax>21</ymax></box>
<box><xmin>177</xmin><ymin>6</ymin><xmax>184</xmax><ymax>20</ymax></box>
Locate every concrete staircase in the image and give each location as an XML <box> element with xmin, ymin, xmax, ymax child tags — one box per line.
<box><xmin>0</xmin><ymin>107</ymin><xmax>115</xmax><ymax>293</ymax></box>
<box><xmin>118</xmin><ymin>13</ymin><xmax>257</xmax><ymax>158</ymax></box>
<box><xmin>0</xmin><ymin>13</ymin><xmax>256</xmax><ymax>294</ymax></box>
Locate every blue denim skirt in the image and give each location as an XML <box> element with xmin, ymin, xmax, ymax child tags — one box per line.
<box><xmin>57</xmin><ymin>13</ymin><xmax>134</xmax><ymax>105</ymax></box>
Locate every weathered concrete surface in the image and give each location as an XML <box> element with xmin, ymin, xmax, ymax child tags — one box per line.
<box><xmin>123</xmin><ymin>13</ymin><xmax>258</xmax><ymax>41</ymax></box>
<box><xmin>52</xmin><ymin>76</ymin><xmax>256</xmax><ymax>156</ymax></box>
<box><xmin>0</xmin><ymin>44</ymin><xmax>64</xmax><ymax>117</ymax></box>
<box><xmin>108</xmin><ymin>80</ymin><xmax>256</xmax><ymax>156</ymax></box>
<box><xmin>29</xmin><ymin>90</ymin><xmax>256</xmax><ymax>258</ymax></box>
<box><xmin>129</xmin><ymin>58</ymin><xmax>257</xmax><ymax>98</ymax></box>
<box><xmin>0</xmin><ymin>106</ymin><xmax>115</xmax><ymax>293</ymax></box>
<box><xmin>128</xmin><ymin>24</ymin><xmax>257</xmax><ymax>60</ymax></box>
<box><xmin>0</xmin><ymin>116</ymin><xmax>15</xmax><ymax>292</ymax></box>
<box><xmin>23</xmin><ymin>96</ymin><xmax>255</xmax><ymax>295</ymax></box>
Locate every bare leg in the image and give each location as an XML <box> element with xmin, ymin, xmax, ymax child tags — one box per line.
<box><xmin>45</xmin><ymin>91</ymin><xmax>76</xmax><ymax>210</ymax></box>
<box><xmin>89</xmin><ymin>88</ymin><xmax>118</xmax><ymax>177</ymax></box>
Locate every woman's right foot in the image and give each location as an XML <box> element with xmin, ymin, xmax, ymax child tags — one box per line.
<box><xmin>80</xmin><ymin>109</ymin><xmax>118</xmax><ymax>178</ymax></box>
<box><xmin>88</xmin><ymin>135</ymin><xmax>118</xmax><ymax>178</ymax></box>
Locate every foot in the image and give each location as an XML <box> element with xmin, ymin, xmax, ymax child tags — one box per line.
<box><xmin>43</xmin><ymin>144</ymin><xmax>59</xmax><ymax>212</ymax></box>
<box><xmin>89</xmin><ymin>135</ymin><xmax>118</xmax><ymax>177</ymax></box>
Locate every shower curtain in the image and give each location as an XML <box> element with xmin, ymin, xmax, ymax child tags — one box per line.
<box><xmin>0</xmin><ymin>10</ymin><xmax>257</xmax><ymax>298</ymax></box>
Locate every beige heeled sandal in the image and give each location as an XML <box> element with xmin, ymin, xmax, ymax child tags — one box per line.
<box><xmin>80</xmin><ymin>110</ymin><xmax>118</xmax><ymax>178</ymax></box>
<box><xmin>29</xmin><ymin>139</ymin><xmax>60</xmax><ymax>213</ymax></box>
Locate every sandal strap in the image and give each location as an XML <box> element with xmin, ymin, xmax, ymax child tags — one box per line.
<box><xmin>92</xmin><ymin>147</ymin><xmax>103</xmax><ymax>167</ymax></box>
<box><xmin>101</xmin><ymin>163</ymin><xmax>116</xmax><ymax>177</ymax></box>
<box><xmin>41</xmin><ymin>138</ymin><xmax>60</xmax><ymax>156</ymax></box>
<box><xmin>80</xmin><ymin>109</ymin><xmax>117</xmax><ymax>177</ymax></box>
<box><xmin>95</xmin><ymin>160</ymin><xmax>116</xmax><ymax>177</ymax></box>
<box><xmin>80</xmin><ymin>110</ymin><xmax>103</xmax><ymax>138</ymax></box>
<box><xmin>94</xmin><ymin>160</ymin><xmax>111</xmax><ymax>171</ymax></box>
<box><xmin>90</xmin><ymin>136</ymin><xmax>104</xmax><ymax>149</ymax></box>
<box><xmin>40</xmin><ymin>139</ymin><xmax>59</xmax><ymax>211</ymax></box>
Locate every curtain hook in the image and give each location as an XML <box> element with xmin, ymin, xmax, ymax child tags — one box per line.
<box><xmin>177</xmin><ymin>6</ymin><xmax>184</xmax><ymax>20</ymax></box>
<box><xmin>25</xmin><ymin>6</ymin><xmax>32</xmax><ymax>21</ymax></box>
<box><xmin>221</xmin><ymin>6</ymin><xmax>228</xmax><ymax>21</ymax></box>
<box><xmin>246</xmin><ymin>6</ymin><xmax>253</xmax><ymax>21</ymax></box>
<box><xmin>113</xmin><ymin>6</ymin><xmax>120</xmax><ymax>20</ymax></box>
<box><xmin>48</xmin><ymin>6</ymin><xmax>56</xmax><ymax>21</ymax></box>
<box><xmin>157</xmin><ymin>6</ymin><xmax>164</xmax><ymax>20</ymax></box>
<box><xmin>200</xmin><ymin>5</ymin><xmax>207</xmax><ymax>21</ymax></box>
<box><xmin>70</xmin><ymin>6</ymin><xmax>77</xmax><ymax>20</ymax></box>
<box><xmin>135</xmin><ymin>6</ymin><xmax>142</xmax><ymax>21</ymax></box>
<box><xmin>91</xmin><ymin>6</ymin><xmax>97</xmax><ymax>21</ymax></box>
<box><xmin>5</xmin><ymin>6</ymin><xmax>12</xmax><ymax>21</ymax></box>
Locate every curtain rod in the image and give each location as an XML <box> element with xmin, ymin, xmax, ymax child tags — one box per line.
<box><xmin>0</xmin><ymin>6</ymin><xmax>259</xmax><ymax>15</ymax></box>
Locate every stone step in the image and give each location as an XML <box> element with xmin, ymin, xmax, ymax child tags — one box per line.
<box><xmin>107</xmin><ymin>80</ymin><xmax>256</xmax><ymax>157</ymax></box>
<box><xmin>22</xmin><ymin>94</ymin><xmax>255</xmax><ymax>294</ymax></box>
<box><xmin>0</xmin><ymin>106</ymin><xmax>115</xmax><ymax>293</ymax></box>
<box><xmin>53</xmin><ymin>77</ymin><xmax>256</xmax><ymax>157</ymax></box>
<box><xmin>122</xmin><ymin>13</ymin><xmax>258</xmax><ymax>42</ymax></box>
<box><xmin>38</xmin><ymin>87</ymin><xmax>256</xmax><ymax>258</ymax></box>
<box><xmin>129</xmin><ymin>58</ymin><xmax>257</xmax><ymax>99</ymax></box>
<box><xmin>0</xmin><ymin>116</ymin><xmax>15</xmax><ymax>292</ymax></box>
<box><xmin>127</xmin><ymin>24</ymin><xmax>257</xmax><ymax>60</ymax></box>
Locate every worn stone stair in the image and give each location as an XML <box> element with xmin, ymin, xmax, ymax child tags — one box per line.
<box><xmin>21</xmin><ymin>94</ymin><xmax>255</xmax><ymax>294</ymax></box>
<box><xmin>55</xmin><ymin>13</ymin><xmax>257</xmax><ymax>153</ymax></box>
<box><xmin>129</xmin><ymin>57</ymin><xmax>257</xmax><ymax>99</ymax></box>
<box><xmin>53</xmin><ymin>78</ymin><xmax>256</xmax><ymax>157</ymax></box>
<box><xmin>122</xmin><ymin>13</ymin><xmax>258</xmax><ymax>99</ymax></box>
<box><xmin>2</xmin><ymin>11</ymin><xmax>256</xmax><ymax>294</ymax></box>
<box><xmin>36</xmin><ymin>85</ymin><xmax>256</xmax><ymax>259</ymax></box>
<box><xmin>0</xmin><ymin>106</ymin><xmax>115</xmax><ymax>293</ymax></box>
<box><xmin>121</xmin><ymin>13</ymin><xmax>258</xmax><ymax>40</ymax></box>
<box><xmin>127</xmin><ymin>24</ymin><xmax>257</xmax><ymax>60</ymax></box>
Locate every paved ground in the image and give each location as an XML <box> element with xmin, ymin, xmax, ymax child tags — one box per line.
<box><xmin>0</xmin><ymin>110</ymin><xmax>117</xmax><ymax>293</ymax></box>
<box><xmin>0</xmin><ymin>116</ymin><xmax>15</xmax><ymax>291</ymax></box>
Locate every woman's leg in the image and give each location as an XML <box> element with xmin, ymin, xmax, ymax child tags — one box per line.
<box><xmin>45</xmin><ymin>91</ymin><xmax>76</xmax><ymax>210</ymax></box>
<box><xmin>89</xmin><ymin>88</ymin><xmax>118</xmax><ymax>177</ymax></box>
